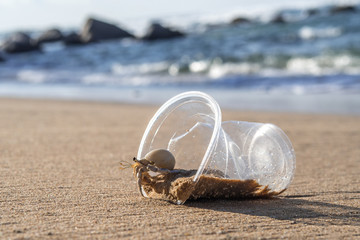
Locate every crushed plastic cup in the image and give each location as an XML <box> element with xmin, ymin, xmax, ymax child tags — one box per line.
<box><xmin>137</xmin><ymin>91</ymin><xmax>296</xmax><ymax>204</ymax></box>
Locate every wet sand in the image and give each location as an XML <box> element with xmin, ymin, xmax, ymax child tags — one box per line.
<box><xmin>1</xmin><ymin>98</ymin><xmax>359</xmax><ymax>239</ymax></box>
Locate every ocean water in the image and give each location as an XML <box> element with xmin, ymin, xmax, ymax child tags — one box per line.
<box><xmin>0</xmin><ymin>4</ymin><xmax>360</xmax><ymax>114</ymax></box>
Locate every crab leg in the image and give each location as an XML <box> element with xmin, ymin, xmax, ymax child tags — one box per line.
<box><xmin>136</xmin><ymin>169</ymin><xmax>145</xmax><ymax>197</ymax></box>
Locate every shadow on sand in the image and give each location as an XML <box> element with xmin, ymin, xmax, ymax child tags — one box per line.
<box><xmin>186</xmin><ymin>191</ymin><xmax>360</xmax><ymax>226</ymax></box>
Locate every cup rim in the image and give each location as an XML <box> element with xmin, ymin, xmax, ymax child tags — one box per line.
<box><xmin>137</xmin><ymin>91</ymin><xmax>222</xmax><ymax>182</ymax></box>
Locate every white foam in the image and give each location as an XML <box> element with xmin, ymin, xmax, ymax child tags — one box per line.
<box><xmin>287</xmin><ymin>55</ymin><xmax>360</xmax><ymax>75</ymax></box>
<box><xmin>17</xmin><ymin>70</ymin><xmax>47</xmax><ymax>83</ymax></box>
<box><xmin>112</xmin><ymin>62</ymin><xmax>169</xmax><ymax>76</ymax></box>
<box><xmin>287</xmin><ymin>58</ymin><xmax>323</xmax><ymax>75</ymax></box>
<box><xmin>208</xmin><ymin>62</ymin><xmax>261</xmax><ymax>78</ymax></box>
<box><xmin>189</xmin><ymin>60</ymin><xmax>209</xmax><ymax>73</ymax></box>
<box><xmin>298</xmin><ymin>26</ymin><xmax>342</xmax><ymax>40</ymax></box>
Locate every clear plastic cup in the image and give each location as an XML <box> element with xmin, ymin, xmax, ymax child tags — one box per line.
<box><xmin>137</xmin><ymin>91</ymin><xmax>296</xmax><ymax>203</ymax></box>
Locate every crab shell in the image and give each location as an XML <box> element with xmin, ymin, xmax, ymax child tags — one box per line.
<box><xmin>144</xmin><ymin>149</ymin><xmax>176</xmax><ymax>170</ymax></box>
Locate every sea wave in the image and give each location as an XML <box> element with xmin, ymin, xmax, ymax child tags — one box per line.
<box><xmin>106</xmin><ymin>52</ymin><xmax>360</xmax><ymax>79</ymax></box>
<box><xmin>1</xmin><ymin>2</ymin><xmax>360</xmax><ymax>95</ymax></box>
<box><xmin>4</xmin><ymin>58</ymin><xmax>359</xmax><ymax>95</ymax></box>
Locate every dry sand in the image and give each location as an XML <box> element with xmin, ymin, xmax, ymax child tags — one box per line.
<box><xmin>0</xmin><ymin>98</ymin><xmax>359</xmax><ymax>239</ymax></box>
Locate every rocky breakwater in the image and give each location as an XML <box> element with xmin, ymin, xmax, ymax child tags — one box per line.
<box><xmin>0</xmin><ymin>17</ymin><xmax>186</xmax><ymax>64</ymax></box>
<box><xmin>63</xmin><ymin>17</ymin><xmax>136</xmax><ymax>45</ymax></box>
<box><xmin>36</xmin><ymin>28</ymin><xmax>64</xmax><ymax>45</ymax></box>
<box><xmin>1</xmin><ymin>32</ymin><xmax>39</xmax><ymax>54</ymax></box>
<box><xmin>141</xmin><ymin>23</ymin><xmax>185</xmax><ymax>41</ymax></box>
<box><xmin>0</xmin><ymin>17</ymin><xmax>137</xmax><ymax>53</ymax></box>
<box><xmin>79</xmin><ymin>17</ymin><xmax>135</xmax><ymax>43</ymax></box>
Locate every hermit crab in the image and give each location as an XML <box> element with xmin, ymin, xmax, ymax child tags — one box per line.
<box><xmin>132</xmin><ymin>149</ymin><xmax>176</xmax><ymax>197</ymax></box>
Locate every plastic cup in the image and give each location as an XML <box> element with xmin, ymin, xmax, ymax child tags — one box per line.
<box><xmin>137</xmin><ymin>91</ymin><xmax>296</xmax><ymax>201</ymax></box>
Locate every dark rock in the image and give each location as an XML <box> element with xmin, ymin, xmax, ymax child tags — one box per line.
<box><xmin>63</xmin><ymin>32</ymin><xmax>84</xmax><ymax>45</ymax></box>
<box><xmin>307</xmin><ymin>8</ymin><xmax>319</xmax><ymax>16</ymax></box>
<box><xmin>80</xmin><ymin>17</ymin><xmax>134</xmax><ymax>43</ymax></box>
<box><xmin>330</xmin><ymin>5</ymin><xmax>357</xmax><ymax>14</ymax></box>
<box><xmin>36</xmin><ymin>28</ymin><xmax>63</xmax><ymax>44</ymax></box>
<box><xmin>271</xmin><ymin>14</ymin><xmax>286</xmax><ymax>24</ymax></box>
<box><xmin>1</xmin><ymin>32</ymin><xmax>39</xmax><ymax>53</ymax></box>
<box><xmin>0</xmin><ymin>53</ymin><xmax>4</xmax><ymax>62</ymax></box>
<box><xmin>230</xmin><ymin>17</ymin><xmax>250</xmax><ymax>25</ymax></box>
<box><xmin>142</xmin><ymin>23</ymin><xmax>185</xmax><ymax>41</ymax></box>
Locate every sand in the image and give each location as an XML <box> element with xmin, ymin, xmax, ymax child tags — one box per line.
<box><xmin>0</xmin><ymin>98</ymin><xmax>359</xmax><ymax>239</ymax></box>
<box><xmin>135</xmin><ymin>166</ymin><xmax>281</xmax><ymax>204</ymax></box>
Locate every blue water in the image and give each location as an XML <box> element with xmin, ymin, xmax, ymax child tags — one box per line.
<box><xmin>0</xmin><ymin>4</ymin><xmax>360</xmax><ymax>114</ymax></box>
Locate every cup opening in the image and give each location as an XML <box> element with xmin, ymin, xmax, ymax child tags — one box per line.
<box><xmin>137</xmin><ymin>91</ymin><xmax>222</xmax><ymax>182</ymax></box>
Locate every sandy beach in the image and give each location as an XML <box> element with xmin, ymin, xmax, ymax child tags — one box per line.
<box><xmin>0</xmin><ymin>98</ymin><xmax>359</xmax><ymax>239</ymax></box>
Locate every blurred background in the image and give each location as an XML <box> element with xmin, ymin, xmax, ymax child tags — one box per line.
<box><xmin>0</xmin><ymin>0</ymin><xmax>359</xmax><ymax>114</ymax></box>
